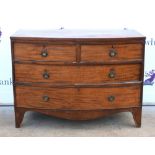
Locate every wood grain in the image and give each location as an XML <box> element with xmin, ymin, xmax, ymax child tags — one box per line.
<box><xmin>15</xmin><ymin>64</ymin><xmax>141</xmax><ymax>83</ymax></box>
<box><xmin>81</xmin><ymin>44</ymin><xmax>143</xmax><ymax>62</ymax></box>
<box><xmin>16</xmin><ymin>85</ymin><xmax>141</xmax><ymax>110</ymax></box>
<box><xmin>14</xmin><ymin>43</ymin><xmax>76</xmax><ymax>61</ymax></box>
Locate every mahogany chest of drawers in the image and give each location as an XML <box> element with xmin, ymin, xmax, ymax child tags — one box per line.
<box><xmin>11</xmin><ymin>29</ymin><xmax>145</xmax><ymax>128</ymax></box>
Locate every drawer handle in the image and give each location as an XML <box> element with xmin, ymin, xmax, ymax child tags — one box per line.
<box><xmin>41</xmin><ymin>49</ymin><xmax>48</xmax><ymax>57</ymax></box>
<box><xmin>109</xmin><ymin>49</ymin><xmax>117</xmax><ymax>57</ymax></box>
<box><xmin>43</xmin><ymin>72</ymin><xmax>50</xmax><ymax>79</ymax></box>
<box><xmin>108</xmin><ymin>96</ymin><xmax>115</xmax><ymax>102</ymax></box>
<box><xmin>108</xmin><ymin>70</ymin><xmax>115</xmax><ymax>78</ymax></box>
<box><xmin>42</xmin><ymin>95</ymin><xmax>49</xmax><ymax>102</ymax></box>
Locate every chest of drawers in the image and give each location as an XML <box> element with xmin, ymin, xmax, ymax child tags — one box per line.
<box><xmin>11</xmin><ymin>29</ymin><xmax>145</xmax><ymax>128</ymax></box>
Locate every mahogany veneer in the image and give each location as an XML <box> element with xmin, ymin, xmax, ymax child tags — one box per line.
<box><xmin>11</xmin><ymin>29</ymin><xmax>145</xmax><ymax>128</ymax></box>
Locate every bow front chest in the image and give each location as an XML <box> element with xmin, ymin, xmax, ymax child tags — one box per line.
<box><xmin>11</xmin><ymin>29</ymin><xmax>145</xmax><ymax>128</ymax></box>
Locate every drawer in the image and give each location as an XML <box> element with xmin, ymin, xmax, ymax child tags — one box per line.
<box><xmin>81</xmin><ymin>44</ymin><xmax>143</xmax><ymax>62</ymax></box>
<box><xmin>15</xmin><ymin>64</ymin><xmax>141</xmax><ymax>83</ymax></box>
<box><xmin>13</xmin><ymin>43</ymin><xmax>76</xmax><ymax>62</ymax></box>
<box><xmin>15</xmin><ymin>86</ymin><xmax>141</xmax><ymax>110</ymax></box>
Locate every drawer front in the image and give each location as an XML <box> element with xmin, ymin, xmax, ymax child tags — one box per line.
<box><xmin>15</xmin><ymin>86</ymin><xmax>141</xmax><ymax>110</ymax></box>
<box><xmin>15</xmin><ymin>64</ymin><xmax>141</xmax><ymax>83</ymax></box>
<box><xmin>81</xmin><ymin>44</ymin><xmax>143</xmax><ymax>62</ymax></box>
<box><xmin>14</xmin><ymin>43</ymin><xmax>76</xmax><ymax>62</ymax></box>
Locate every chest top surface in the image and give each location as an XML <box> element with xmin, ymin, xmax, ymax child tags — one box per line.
<box><xmin>11</xmin><ymin>29</ymin><xmax>145</xmax><ymax>40</ymax></box>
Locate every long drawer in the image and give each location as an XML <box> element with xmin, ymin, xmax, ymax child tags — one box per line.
<box><xmin>15</xmin><ymin>86</ymin><xmax>141</xmax><ymax>110</ymax></box>
<box><xmin>13</xmin><ymin>43</ymin><xmax>76</xmax><ymax>62</ymax></box>
<box><xmin>81</xmin><ymin>44</ymin><xmax>143</xmax><ymax>62</ymax></box>
<box><xmin>15</xmin><ymin>64</ymin><xmax>141</xmax><ymax>83</ymax></box>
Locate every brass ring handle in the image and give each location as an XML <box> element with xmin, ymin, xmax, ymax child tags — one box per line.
<box><xmin>42</xmin><ymin>95</ymin><xmax>49</xmax><ymax>102</ymax></box>
<box><xmin>108</xmin><ymin>70</ymin><xmax>115</xmax><ymax>78</ymax></box>
<box><xmin>43</xmin><ymin>72</ymin><xmax>50</xmax><ymax>79</ymax></box>
<box><xmin>109</xmin><ymin>49</ymin><xmax>117</xmax><ymax>57</ymax></box>
<box><xmin>108</xmin><ymin>96</ymin><xmax>115</xmax><ymax>102</ymax></box>
<box><xmin>41</xmin><ymin>49</ymin><xmax>48</xmax><ymax>57</ymax></box>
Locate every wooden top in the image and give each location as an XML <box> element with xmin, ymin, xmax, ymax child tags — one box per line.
<box><xmin>11</xmin><ymin>29</ymin><xmax>145</xmax><ymax>40</ymax></box>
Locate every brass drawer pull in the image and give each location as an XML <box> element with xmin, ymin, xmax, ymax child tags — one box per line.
<box><xmin>42</xmin><ymin>95</ymin><xmax>49</xmax><ymax>102</ymax></box>
<box><xmin>109</xmin><ymin>49</ymin><xmax>117</xmax><ymax>57</ymax></box>
<box><xmin>108</xmin><ymin>70</ymin><xmax>115</xmax><ymax>78</ymax></box>
<box><xmin>41</xmin><ymin>49</ymin><xmax>48</xmax><ymax>57</ymax></box>
<box><xmin>108</xmin><ymin>96</ymin><xmax>115</xmax><ymax>102</ymax></box>
<box><xmin>43</xmin><ymin>71</ymin><xmax>50</xmax><ymax>79</ymax></box>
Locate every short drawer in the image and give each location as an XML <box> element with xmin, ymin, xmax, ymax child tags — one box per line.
<box><xmin>15</xmin><ymin>64</ymin><xmax>141</xmax><ymax>83</ymax></box>
<box><xmin>13</xmin><ymin>43</ymin><xmax>76</xmax><ymax>62</ymax></box>
<box><xmin>81</xmin><ymin>44</ymin><xmax>143</xmax><ymax>62</ymax></box>
<box><xmin>15</xmin><ymin>86</ymin><xmax>141</xmax><ymax>110</ymax></box>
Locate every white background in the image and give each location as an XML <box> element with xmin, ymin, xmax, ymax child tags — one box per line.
<box><xmin>1</xmin><ymin>138</ymin><xmax>155</xmax><ymax>155</ymax></box>
<box><xmin>0</xmin><ymin>0</ymin><xmax>155</xmax><ymax>105</ymax></box>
